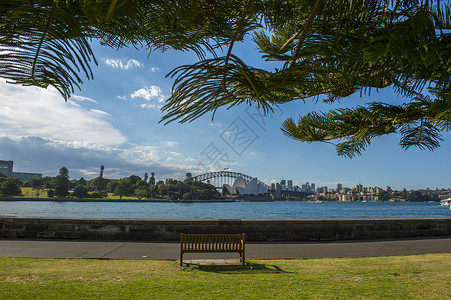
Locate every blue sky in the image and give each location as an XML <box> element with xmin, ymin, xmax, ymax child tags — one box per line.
<box><xmin>0</xmin><ymin>40</ymin><xmax>450</xmax><ymax>190</ymax></box>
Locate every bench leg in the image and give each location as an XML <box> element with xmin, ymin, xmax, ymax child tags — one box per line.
<box><xmin>180</xmin><ymin>252</ymin><xmax>183</xmax><ymax>266</ymax></box>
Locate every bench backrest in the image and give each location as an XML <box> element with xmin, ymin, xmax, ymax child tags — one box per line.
<box><xmin>180</xmin><ymin>233</ymin><xmax>245</xmax><ymax>252</ymax></box>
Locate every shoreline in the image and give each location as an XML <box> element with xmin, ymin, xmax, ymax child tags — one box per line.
<box><xmin>0</xmin><ymin>197</ymin><xmax>441</xmax><ymax>204</ymax></box>
<box><xmin>0</xmin><ymin>197</ymin><xmax>277</xmax><ymax>203</ymax></box>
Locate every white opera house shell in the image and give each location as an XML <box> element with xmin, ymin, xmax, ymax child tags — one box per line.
<box><xmin>222</xmin><ymin>176</ymin><xmax>267</xmax><ymax>195</ymax></box>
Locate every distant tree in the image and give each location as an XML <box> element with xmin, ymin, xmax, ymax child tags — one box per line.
<box><xmin>106</xmin><ymin>180</ymin><xmax>119</xmax><ymax>193</ymax></box>
<box><xmin>69</xmin><ymin>179</ymin><xmax>79</xmax><ymax>190</ymax></box>
<box><xmin>78</xmin><ymin>177</ymin><xmax>87</xmax><ymax>186</ymax></box>
<box><xmin>47</xmin><ymin>189</ymin><xmax>54</xmax><ymax>198</ymax></box>
<box><xmin>133</xmin><ymin>180</ymin><xmax>148</xmax><ymax>191</ymax></box>
<box><xmin>54</xmin><ymin>167</ymin><xmax>69</xmax><ymax>198</ymax></box>
<box><xmin>405</xmin><ymin>190</ymin><xmax>439</xmax><ymax>202</ymax></box>
<box><xmin>0</xmin><ymin>179</ymin><xmax>22</xmax><ymax>197</ymax></box>
<box><xmin>72</xmin><ymin>185</ymin><xmax>89</xmax><ymax>198</ymax></box>
<box><xmin>9</xmin><ymin>177</ymin><xmax>23</xmax><ymax>187</ymax></box>
<box><xmin>89</xmin><ymin>177</ymin><xmax>107</xmax><ymax>193</ymax></box>
<box><xmin>157</xmin><ymin>183</ymin><xmax>168</xmax><ymax>198</ymax></box>
<box><xmin>144</xmin><ymin>173</ymin><xmax>149</xmax><ymax>182</ymax></box>
<box><xmin>28</xmin><ymin>178</ymin><xmax>44</xmax><ymax>197</ymax></box>
<box><xmin>42</xmin><ymin>176</ymin><xmax>55</xmax><ymax>189</ymax></box>
<box><xmin>114</xmin><ymin>178</ymin><xmax>132</xmax><ymax>199</ymax></box>
<box><xmin>185</xmin><ymin>173</ymin><xmax>193</xmax><ymax>183</ymax></box>
<box><xmin>378</xmin><ymin>190</ymin><xmax>391</xmax><ymax>202</ymax></box>
<box><xmin>128</xmin><ymin>175</ymin><xmax>141</xmax><ymax>186</ymax></box>
<box><xmin>134</xmin><ymin>186</ymin><xmax>151</xmax><ymax>200</ymax></box>
<box><xmin>99</xmin><ymin>165</ymin><xmax>105</xmax><ymax>178</ymax></box>
<box><xmin>28</xmin><ymin>178</ymin><xmax>43</xmax><ymax>189</ymax></box>
<box><xmin>149</xmin><ymin>173</ymin><xmax>156</xmax><ymax>186</ymax></box>
<box><xmin>114</xmin><ymin>185</ymin><xmax>128</xmax><ymax>200</ymax></box>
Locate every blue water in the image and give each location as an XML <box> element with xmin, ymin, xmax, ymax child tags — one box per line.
<box><xmin>0</xmin><ymin>201</ymin><xmax>450</xmax><ymax>219</ymax></box>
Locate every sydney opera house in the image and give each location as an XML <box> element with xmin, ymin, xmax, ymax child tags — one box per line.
<box><xmin>222</xmin><ymin>176</ymin><xmax>268</xmax><ymax>195</ymax></box>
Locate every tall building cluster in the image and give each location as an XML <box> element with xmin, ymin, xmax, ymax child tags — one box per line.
<box><xmin>316</xmin><ymin>182</ymin><xmax>381</xmax><ymax>201</ymax></box>
<box><xmin>270</xmin><ymin>180</ymin><xmax>316</xmax><ymax>193</ymax></box>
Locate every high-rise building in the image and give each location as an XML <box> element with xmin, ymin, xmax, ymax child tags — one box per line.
<box><xmin>0</xmin><ymin>160</ymin><xmax>13</xmax><ymax>177</ymax></box>
<box><xmin>311</xmin><ymin>183</ymin><xmax>315</xmax><ymax>192</ymax></box>
<box><xmin>317</xmin><ymin>186</ymin><xmax>328</xmax><ymax>193</ymax></box>
<box><xmin>287</xmin><ymin>180</ymin><xmax>293</xmax><ymax>190</ymax></box>
<box><xmin>357</xmin><ymin>183</ymin><xmax>363</xmax><ymax>193</ymax></box>
<box><xmin>280</xmin><ymin>179</ymin><xmax>286</xmax><ymax>190</ymax></box>
<box><xmin>0</xmin><ymin>160</ymin><xmax>41</xmax><ymax>181</ymax></box>
<box><xmin>302</xmin><ymin>182</ymin><xmax>310</xmax><ymax>192</ymax></box>
<box><xmin>337</xmin><ymin>183</ymin><xmax>343</xmax><ymax>192</ymax></box>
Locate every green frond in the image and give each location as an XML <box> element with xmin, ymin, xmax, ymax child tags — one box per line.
<box><xmin>161</xmin><ymin>54</ymin><xmax>292</xmax><ymax>124</ymax></box>
<box><xmin>0</xmin><ymin>1</ymin><xmax>96</xmax><ymax>99</ymax></box>
<box><xmin>399</xmin><ymin>121</ymin><xmax>444</xmax><ymax>151</ymax></box>
<box><xmin>1</xmin><ymin>0</ymin><xmax>450</xmax><ymax>156</ymax></box>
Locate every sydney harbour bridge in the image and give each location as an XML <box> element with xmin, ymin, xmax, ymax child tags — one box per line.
<box><xmin>193</xmin><ymin>171</ymin><xmax>269</xmax><ymax>191</ymax></box>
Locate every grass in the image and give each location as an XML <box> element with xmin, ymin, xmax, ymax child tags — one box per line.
<box><xmin>20</xmin><ymin>187</ymin><xmax>48</xmax><ymax>198</ymax></box>
<box><xmin>1</xmin><ymin>254</ymin><xmax>450</xmax><ymax>299</ymax></box>
<box><xmin>18</xmin><ymin>188</ymin><xmax>165</xmax><ymax>201</ymax></box>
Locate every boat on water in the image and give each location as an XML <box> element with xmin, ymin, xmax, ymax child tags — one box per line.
<box><xmin>440</xmin><ymin>198</ymin><xmax>451</xmax><ymax>208</ymax></box>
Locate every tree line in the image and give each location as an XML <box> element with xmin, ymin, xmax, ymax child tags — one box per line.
<box><xmin>0</xmin><ymin>166</ymin><xmax>220</xmax><ymax>200</ymax></box>
<box><xmin>378</xmin><ymin>190</ymin><xmax>440</xmax><ymax>202</ymax></box>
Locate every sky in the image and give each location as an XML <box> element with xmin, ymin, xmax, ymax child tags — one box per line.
<box><xmin>0</xmin><ymin>39</ymin><xmax>450</xmax><ymax>191</ymax></box>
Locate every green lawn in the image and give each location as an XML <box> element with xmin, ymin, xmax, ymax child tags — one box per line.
<box><xmin>18</xmin><ymin>188</ymin><xmax>163</xmax><ymax>200</ymax></box>
<box><xmin>20</xmin><ymin>187</ymin><xmax>48</xmax><ymax>198</ymax></box>
<box><xmin>1</xmin><ymin>254</ymin><xmax>450</xmax><ymax>299</ymax></box>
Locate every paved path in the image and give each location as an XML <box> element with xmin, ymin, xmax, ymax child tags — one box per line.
<box><xmin>0</xmin><ymin>237</ymin><xmax>450</xmax><ymax>260</ymax></box>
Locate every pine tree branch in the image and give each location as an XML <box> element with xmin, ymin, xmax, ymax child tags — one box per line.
<box><xmin>272</xmin><ymin>0</ymin><xmax>323</xmax><ymax>91</ymax></box>
<box><xmin>32</xmin><ymin>1</ymin><xmax>57</xmax><ymax>81</ymax></box>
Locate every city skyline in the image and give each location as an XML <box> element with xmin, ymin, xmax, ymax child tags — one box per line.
<box><xmin>1</xmin><ymin>40</ymin><xmax>450</xmax><ymax>190</ymax></box>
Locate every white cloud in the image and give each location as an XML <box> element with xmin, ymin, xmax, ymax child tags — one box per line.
<box><xmin>72</xmin><ymin>95</ymin><xmax>97</xmax><ymax>103</ymax></box>
<box><xmin>209</xmin><ymin>122</ymin><xmax>222</xmax><ymax>128</ymax></box>
<box><xmin>89</xmin><ymin>109</ymin><xmax>111</xmax><ymax>117</ymax></box>
<box><xmin>0</xmin><ymin>79</ymin><xmax>126</xmax><ymax>146</ymax></box>
<box><xmin>131</xmin><ymin>86</ymin><xmax>166</xmax><ymax>103</ymax></box>
<box><xmin>162</xmin><ymin>141</ymin><xmax>179</xmax><ymax>147</ymax></box>
<box><xmin>0</xmin><ymin>136</ymin><xmax>189</xmax><ymax>180</ymax></box>
<box><xmin>0</xmin><ymin>82</ymin><xmax>199</xmax><ymax>181</ymax></box>
<box><xmin>119</xmin><ymin>145</ymin><xmax>161</xmax><ymax>164</ymax></box>
<box><xmin>103</xmin><ymin>58</ymin><xmax>143</xmax><ymax>70</ymax></box>
<box><xmin>150</xmin><ymin>67</ymin><xmax>160</xmax><ymax>72</ymax></box>
<box><xmin>140</xmin><ymin>103</ymin><xmax>159</xmax><ymax>109</ymax></box>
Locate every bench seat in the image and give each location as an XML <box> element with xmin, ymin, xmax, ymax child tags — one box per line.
<box><xmin>180</xmin><ymin>233</ymin><xmax>245</xmax><ymax>266</ymax></box>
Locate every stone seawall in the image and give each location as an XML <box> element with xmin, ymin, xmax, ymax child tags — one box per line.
<box><xmin>1</xmin><ymin>217</ymin><xmax>450</xmax><ymax>241</ymax></box>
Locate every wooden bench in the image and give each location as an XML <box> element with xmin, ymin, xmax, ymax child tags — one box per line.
<box><xmin>180</xmin><ymin>233</ymin><xmax>245</xmax><ymax>266</ymax></box>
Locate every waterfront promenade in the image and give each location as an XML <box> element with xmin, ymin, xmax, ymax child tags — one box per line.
<box><xmin>1</xmin><ymin>237</ymin><xmax>450</xmax><ymax>260</ymax></box>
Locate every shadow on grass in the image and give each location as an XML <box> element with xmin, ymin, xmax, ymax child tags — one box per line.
<box><xmin>192</xmin><ymin>262</ymin><xmax>293</xmax><ymax>274</ymax></box>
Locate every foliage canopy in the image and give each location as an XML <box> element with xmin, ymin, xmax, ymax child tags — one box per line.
<box><xmin>1</xmin><ymin>0</ymin><xmax>450</xmax><ymax>157</ymax></box>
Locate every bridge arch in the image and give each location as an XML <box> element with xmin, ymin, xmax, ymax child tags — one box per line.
<box><xmin>193</xmin><ymin>171</ymin><xmax>269</xmax><ymax>190</ymax></box>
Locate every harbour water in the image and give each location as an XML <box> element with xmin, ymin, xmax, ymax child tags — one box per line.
<box><xmin>0</xmin><ymin>200</ymin><xmax>450</xmax><ymax>219</ymax></box>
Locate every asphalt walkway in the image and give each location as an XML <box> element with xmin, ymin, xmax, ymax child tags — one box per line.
<box><xmin>1</xmin><ymin>237</ymin><xmax>450</xmax><ymax>260</ymax></box>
